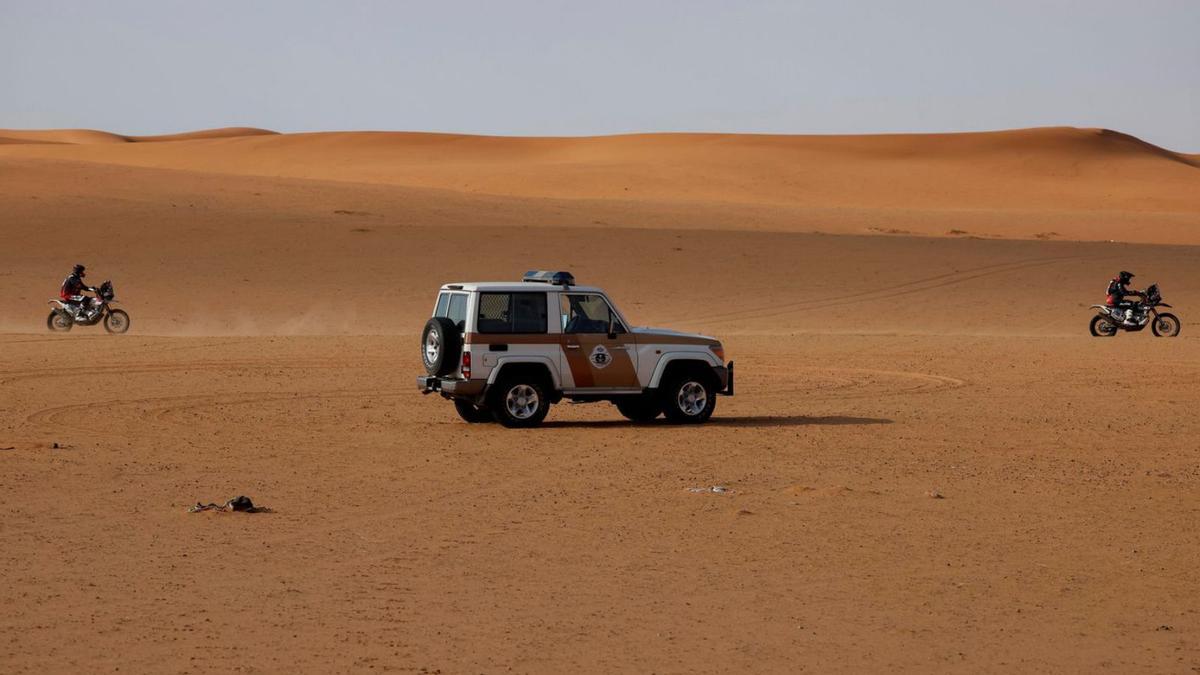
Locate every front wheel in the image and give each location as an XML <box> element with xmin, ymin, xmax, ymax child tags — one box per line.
<box><xmin>1089</xmin><ymin>314</ymin><xmax>1117</xmax><ymax>337</ymax></box>
<box><xmin>104</xmin><ymin>309</ymin><xmax>130</xmax><ymax>334</ymax></box>
<box><xmin>47</xmin><ymin>310</ymin><xmax>73</xmax><ymax>332</ymax></box>
<box><xmin>660</xmin><ymin>372</ymin><xmax>717</xmax><ymax>424</ymax></box>
<box><xmin>489</xmin><ymin>379</ymin><xmax>550</xmax><ymax>428</ymax></box>
<box><xmin>1152</xmin><ymin>313</ymin><xmax>1181</xmax><ymax>337</ymax></box>
<box><xmin>615</xmin><ymin>396</ymin><xmax>661</xmax><ymax>423</ymax></box>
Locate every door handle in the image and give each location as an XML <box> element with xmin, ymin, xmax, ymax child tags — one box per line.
<box><xmin>566</xmin><ymin>344</ymin><xmax>581</xmax><ymax>350</ymax></box>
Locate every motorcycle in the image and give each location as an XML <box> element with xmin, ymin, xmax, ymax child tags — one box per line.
<box><xmin>47</xmin><ymin>280</ymin><xmax>130</xmax><ymax>334</ymax></box>
<box><xmin>1089</xmin><ymin>283</ymin><xmax>1179</xmax><ymax>337</ymax></box>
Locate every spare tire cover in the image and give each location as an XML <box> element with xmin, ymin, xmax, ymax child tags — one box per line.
<box><xmin>422</xmin><ymin>317</ymin><xmax>462</xmax><ymax>376</ymax></box>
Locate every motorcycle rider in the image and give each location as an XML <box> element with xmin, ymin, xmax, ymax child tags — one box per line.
<box><xmin>1106</xmin><ymin>270</ymin><xmax>1145</xmax><ymax>325</ymax></box>
<box><xmin>60</xmin><ymin>263</ymin><xmax>97</xmax><ymax>319</ymax></box>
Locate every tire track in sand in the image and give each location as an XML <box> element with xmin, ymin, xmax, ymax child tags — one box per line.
<box><xmin>672</xmin><ymin>255</ymin><xmax>1084</xmax><ymax>327</ymax></box>
<box><xmin>24</xmin><ymin>388</ymin><xmax>398</xmax><ymax>429</ymax></box>
<box><xmin>739</xmin><ymin>366</ymin><xmax>965</xmax><ymax>401</ymax></box>
<box><xmin>0</xmin><ymin>359</ymin><xmax>352</xmax><ymax>386</ymax></box>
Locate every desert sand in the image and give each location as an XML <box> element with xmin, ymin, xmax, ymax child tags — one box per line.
<box><xmin>1</xmin><ymin>127</ymin><xmax>1199</xmax><ymax>672</ymax></box>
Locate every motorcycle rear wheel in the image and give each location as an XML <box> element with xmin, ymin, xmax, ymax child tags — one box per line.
<box><xmin>47</xmin><ymin>310</ymin><xmax>73</xmax><ymax>332</ymax></box>
<box><xmin>1152</xmin><ymin>313</ymin><xmax>1181</xmax><ymax>337</ymax></box>
<box><xmin>104</xmin><ymin>309</ymin><xmax>130</xmax><ymax>334</ymax></box>
<box><xmin>1089</xmin><ymin>314</ymin><xmax>1117</xmax><ymax>337</ymax></box>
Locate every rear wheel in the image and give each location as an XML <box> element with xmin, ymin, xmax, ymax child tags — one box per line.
<box><xmin>104</xmin><ymin>309</ymin><xmax>130</xmax><ymax>334</ymax></box>
<box><xmin>489</xmin><ymin>378</ymin><xmax>550</xmax><ymax>428</ymax></box>
<box><xmin>615</xmin><ymin>395</ymin><xmax>660</xmax><ymax>423</ymax></box>
<box><xmin>660</xmin><ymin>371</ymin><xmax>717</xmax><ymax>424</ymax></box>
<box><xmin>47</xmin><ymin>310</ymin><xmax>73</xmax><ymax>332</ymax></box>
<box><xmin>1089</xmin><ymin>314</ymin><xmax>1117</xmax><ymax>337</ymax></box>
<box><xmin>1152</xmin><ymin>313</ymin><xmax>1181</xmax><ymax>337</ymax></box>
<box><xmin>453</xmin><ymin>400</ymin><xmax>492</xmax><ymax>423</ymax></box>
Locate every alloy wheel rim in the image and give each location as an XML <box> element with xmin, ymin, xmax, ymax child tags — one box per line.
<box><xmin>505</xmin><ymin>384</ymin><xmax>540</xmax><ymax>419</ymax></box>
<box><xmin>677</xmin><ymin>381</ymin><xmax>707</xmax><ymax>416</ymax></box>
<box><xmin>424</xmin><ymin>331</ymin><xmax>440</xmax><ymax>364</ymax></box>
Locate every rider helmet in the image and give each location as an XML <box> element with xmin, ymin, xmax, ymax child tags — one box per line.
<box><xmin>73</xmin><ymin>263</ymin><xmax>86</xmax><ymax>277</ymax></box>
<box><xmin>1118</xmin><ymin>270</ymin><xmax>1134</xmax><ymax>284</ymax></box>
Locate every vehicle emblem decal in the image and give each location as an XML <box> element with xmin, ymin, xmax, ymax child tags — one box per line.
<box><xmin>589</xmin><ymin>344</ymin><xmax>612</xmax><ymax>369</ymax></box>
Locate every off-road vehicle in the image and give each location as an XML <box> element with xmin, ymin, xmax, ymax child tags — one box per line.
<box><xmin>417</xmin><ymin>271</ymin><xmax>733</xmax><ymax>427</ymax></box>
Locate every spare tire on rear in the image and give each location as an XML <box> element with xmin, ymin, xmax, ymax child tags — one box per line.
<box><xmin>422</xmin><ymin>317</ymin><xmax>461</xmax><ymax>376</ymax></box>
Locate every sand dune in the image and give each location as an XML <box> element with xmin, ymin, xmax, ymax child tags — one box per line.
<box><xmin>1</xmin><ymin>125</ymin><xmax>1196</xmax><ymax>243</ymax></box>
<box><xmin>129</xmin><ymin>126</ymin><xmax>278</xmax><ymax>142</ymax></box>
<box><xmin>0</xmin><ymin>128</ymin><xmax>132</xmax><ymax>144</ymax></box>
<box><xmin>0</xmin><ymin>136</ymin><xmax>51</xmax><ymax>145</ymax></box>
<box><xmin>0</xmin><ymin>126</ymin><xmax>276</xmax><ymax>144</ymax></box>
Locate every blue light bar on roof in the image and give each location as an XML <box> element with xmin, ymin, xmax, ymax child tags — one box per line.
<box><xmin>523</xmin><ymin>270</ymin><xmax>575</xmax><ymax>286</ymax></box>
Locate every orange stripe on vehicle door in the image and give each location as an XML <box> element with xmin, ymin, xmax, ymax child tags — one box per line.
<box><xmin>561</xmin><ymin>334</ymin><xmax>639</xmax><ymax>388</ymax></box>
<box><xmin>561</xmin><ymin>336</ymin><xmax>594</xmax><ymax>387</ymax></box>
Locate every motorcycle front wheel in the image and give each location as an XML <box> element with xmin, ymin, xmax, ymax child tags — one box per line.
<box><xmin>1152</xmin><ymin>313</ymin><xmax>1181</xmax><ymax>337</ymax></box>
<box><xmin>47</xmin><ymin>310</ymin><xmax>73</xmax><ymax>332</ymax></box>
<box><xmin>1089</xmin><ymin>314</ymin><xmax>1117</xmax><ymax>337</ymax></box>
<box><xmin>104</xmin><ymin>309</ymin><xmax>130</xmax><ymax>334</ymax></box>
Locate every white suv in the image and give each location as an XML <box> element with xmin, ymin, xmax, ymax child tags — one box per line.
<box><xmin>417</xmin><ymin>271</ymin><xmax>733</xmax><ymax>427</ymax></box>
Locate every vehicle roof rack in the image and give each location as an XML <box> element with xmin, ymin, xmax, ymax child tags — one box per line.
<box><xmin>523</xmin><ymin>270</ymin><xmax>575</xmax><ymax>286</ymax></box>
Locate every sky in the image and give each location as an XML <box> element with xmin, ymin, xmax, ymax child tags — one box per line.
<box><xmin>2</xmin><ymin>0</ymin><xmax>1197</xmax><ymax>151</ymax></box>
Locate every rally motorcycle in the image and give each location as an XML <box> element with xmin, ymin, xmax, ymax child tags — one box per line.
<box><xmin>1089</xmin><ymin>283</ymin><xmax>1179</xmax><ymax>337</ymax></box>
<box><xmin>47</xmin><ymin>280</ymin><xmax>130</xmax><ymax>334</ymax></box>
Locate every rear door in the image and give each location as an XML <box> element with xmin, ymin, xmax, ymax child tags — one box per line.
<box><xmin>432</xmin><ymin>291</ymin><xmax>469</xmax><ymax>376</ymax></box>
<box><xmin>557</xmin><ymin>293</ymin><xmax>639</xmax><ymax>391</ymax></box>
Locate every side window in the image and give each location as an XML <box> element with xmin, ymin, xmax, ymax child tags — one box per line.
<box><xmin>561</xmin><ymin>294</ymin><xmax>625</xmax><ymax>334</ymax></box>
<box><xmin>477</xmin><ymin>292</ymin><xmax>547</xmax><ymax>334</ymax></box>
<box><xmin>446</xmin><ymin>294</ymin><xmax>467</xmax><ymax>330</ymax></box>
<box><xmin>477</xmin><ymin>293</ymin><xmax>509</xmax><ymax>333</ymax></box>
<box><xmin>435</xmin><ymin>292</ymin><xmax>467</xmax><ymax>331</ymax></box>
<box><xmin>512</xmin><ymin>293</ymin><xmax>548</xmax><ymax>333</ymax></box>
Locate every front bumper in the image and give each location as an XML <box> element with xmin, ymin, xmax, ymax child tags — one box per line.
<box><xmin>417</xmin><ymin>375</ymin><xmax>486</xmax><ymax>399</ymax></box>
<box><xmin>714</xmin><ymin>360</ymin><xmax>734</xmax><ymax>396</ymax></box>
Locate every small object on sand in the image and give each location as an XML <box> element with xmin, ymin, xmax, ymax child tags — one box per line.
<box><xmin>52</xmin><ymin>442</ymin><xmax>60</xmax><ymax>449</ymax></box>
<box><xmin>688</xmin><ymin>485</ymin><xmax>731</xmax><ymax>494</ymax></box>
<box><xmin>927</xmin><ymin>489</ymin><xmax>945</xmax><ymax>499</ymax></box>
<box><xmin>227</xmin><ymin>495</ymin><xmax>255</xmax><ymax>512</ymax></box>
<box><xmin>188</xmin><ymin>495</ymin><xmax>270</xmax><ymax>513</ymax></box>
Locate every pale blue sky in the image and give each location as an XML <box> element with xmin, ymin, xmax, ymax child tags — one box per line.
<box><xmin>2</xmin><ymin>0</ymin><xmax>1197</xmax><ymax>150</ymax></box>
